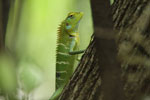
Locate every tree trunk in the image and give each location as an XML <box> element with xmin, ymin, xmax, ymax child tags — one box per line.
<box><xmin>58</xmin><ymin>0</ymin><xmax>150</xmax><ymax>100</ymax></box>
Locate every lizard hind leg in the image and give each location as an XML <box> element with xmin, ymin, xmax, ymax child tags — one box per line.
<box><xmin>49</xmin><ymin>85</ymin><xmax>65</xmax><ymax>100</ymax></box>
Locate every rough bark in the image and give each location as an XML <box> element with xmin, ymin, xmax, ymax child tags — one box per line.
<box><xmin>59</xmin><ymin>0</ymin><xmax>150</xmax><ymax>100</ymax></box>
<box><xmin>113</xmin><ymin>0</ymin><xmax>150</xmax><ymax>100</ymax></box>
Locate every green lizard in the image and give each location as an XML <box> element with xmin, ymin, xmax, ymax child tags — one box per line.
<box><xmin>50</xmin><ymin>12</ymin><xmax>83</xmax><ymax>100</ymax></box>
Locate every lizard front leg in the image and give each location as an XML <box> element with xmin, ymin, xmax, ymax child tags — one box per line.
<box><xmin>69</xmin><ymin>35</ymin><xmax>85</xmax><ymax>55</ymax></box>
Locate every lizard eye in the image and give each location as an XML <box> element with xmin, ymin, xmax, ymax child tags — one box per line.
<box><xmin>68</xmin><ymin>14</ymin><xmax>74</xmax><ymax>18</ymax></box>
<box><xmin>69</xmin><ymin>15</ymin><xmax>73</xmax><ymax>17</ymax></box>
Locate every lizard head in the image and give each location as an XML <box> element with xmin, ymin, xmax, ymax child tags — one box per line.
<box><xmin>64</xmin><ymin>12</ymin><xmax>83</xmax><ymax>34</ymax></box>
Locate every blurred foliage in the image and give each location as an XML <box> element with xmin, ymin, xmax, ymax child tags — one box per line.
<box><xmin>18</xmin><ymin>60</ymin><xmax>43</xmax><ymax>93</ymax></box>
<box><xmin>1</xmin><ymin>0</ymin><xmax>93</xmax><ymax>99</ymax></box>
<box><xmin>110</xmin><ymin>0</ymin><xmax>114</xmax><ymax>5</ymax></box>
<box><xmin>0</xmin><ymin>0</ymin><xmax>114</xmax><ymax>99</ymax></box>
<box><xmin>0</xmin><ymin>51</ymin><xmax>17</xmax><ymax>99</ymax></box>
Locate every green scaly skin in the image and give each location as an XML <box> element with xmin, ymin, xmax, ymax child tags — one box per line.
<box><xmin>50</xmin><ymin>12</ymin><xmax>83</xmax><ymax>100</ymax></box>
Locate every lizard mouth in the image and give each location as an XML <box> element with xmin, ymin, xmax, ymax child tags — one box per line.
<box><xmin>69</xmin><ymin>34</ymin><xmax>75</xmax><ymax>38</ymax></box>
